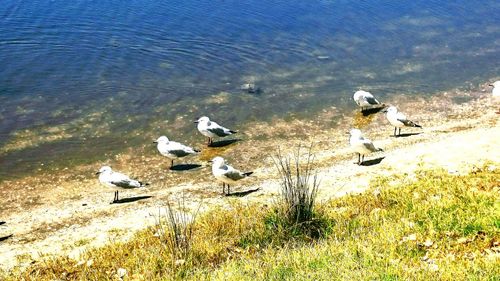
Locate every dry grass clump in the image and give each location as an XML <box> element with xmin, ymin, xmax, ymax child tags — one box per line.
<box><xmin>154</xmin><ymin>197</ymin><xmax>198</xmax><ymax>268</ymax></box>
<box><xmin>269</xmin><ymin>146</ymin><xmax>331</xmax><ymax>239</ymax></box>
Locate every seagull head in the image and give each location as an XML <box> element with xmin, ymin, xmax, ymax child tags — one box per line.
<box><xmin>194</xmin><ymin>116</ymin><xmax>210</xmax><ymax>124</ymax></box>
<box><xmin>349</xmin><ymin>128</ymin><xmax>363</xmax><ymax>137</ymax></box>
<box><xmin>96</xmin><ymin>165</ymin><xmax>112</xmax><ymax>175</ymax></box>
<box><xmin>489</xmin><ymin>81</ymin><xmax>500</xmax><ymax>88</ymax></box>
<box><xmin>209</xmin><ymin>156</ymin><xmax>225</xmax><ymax>167</ymax></box>
<box><xmin>154</xmin><ymin>136</ymin><xmax>169</xmax><ymax>144</ymax></box>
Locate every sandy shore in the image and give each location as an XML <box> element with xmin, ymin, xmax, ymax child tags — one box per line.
<box><xmin>0</xmin><ymin>86</ymin><xmax>498</xmax><ymax>271</ymax></box>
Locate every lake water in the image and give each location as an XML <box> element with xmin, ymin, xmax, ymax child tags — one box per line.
<box><xmin>1</xmin><ymin>0</ymin><xmax>499</xmax><ymax>180</ymax></box>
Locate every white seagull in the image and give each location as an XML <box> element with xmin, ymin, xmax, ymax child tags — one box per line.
<box><xmin>96</xmin><ymin>166</ymin><xmax>148</xmax><ymax>203</ymax></box>
<box><xmin>210</xmin><ymin>156</ymin><xmax>253</xmax><ymax>195</ymax></box>
<box><xmin>154</xmin><ymin>136</ymin><xmax>200</xmax><ymax>167</ymax></box>
<box><xmin>489</xmin><ymin>81</ymin><xmax>500</xmax><ymax>97</ymax></box>
<box><xmin>384</xmin><ymin>106</ymin><xmax>422</xmax><ymax>137</ymax></box>
<box><xmin>353</xmin><ymin>90</ymin><xmax>382</xmax><ymax>111</ymax></box>
<box><xmin>194</xmin><ymin>116</ymin><xmax>237</xmax><ymax>145</ymax></box>
<box><xmin>349</xmin><ymin>129</ymin><xmax>383</xmax><ymax>165</ymax></box>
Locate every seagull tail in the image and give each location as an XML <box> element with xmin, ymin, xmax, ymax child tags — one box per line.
<box><xmin>139</xmin><ymin>181</ymin><xmax>150</xmax><ymax>187</ymax></box>
<box><xmin>377</xmin><ymin>148</ymin><xmax>384</xmax><ymax>152</ymax></box>
<box><xmin>194</xmin><ymin>148</ymin><xmax>201</xmax><ymax>153</ymax></box>
<box><xmin>414</xmin><ymin>124</ymin><xmax>422</xmax><ymax>128</ymax></box>
<box><xmin>243</xmin><ymin>172</ymin><xmax>253</xmax><ymax>177</ymax></box>
<box><xmin>229</xmin><ymin>130</ymin><xmax>238</xmax><ymax>134</ymax></box>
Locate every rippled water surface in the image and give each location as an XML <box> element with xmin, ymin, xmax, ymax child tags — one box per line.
<box><xmin>1</xmin><ymin>0</ymin><xmax>499</xmax><ymax>179</ymax></box>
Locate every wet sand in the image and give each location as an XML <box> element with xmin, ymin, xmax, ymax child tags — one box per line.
<box><xmin>0</xmin><ymin>83</ymin><xmax>499</xmax><ymax>271</ymax></box>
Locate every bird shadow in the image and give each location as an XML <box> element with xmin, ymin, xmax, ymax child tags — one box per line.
<box><xmin>208</xmin><ymin>139</ymin><xmax>241</xmax><ymax>148</ymax></box>
<box><xmin>225</xmin><ymin>188</ymin><xmax>261</xmax><ymax>197</ymax></box>
<box><xmin>0</xmin><ymin>234</ymin><xmax>13</xmax><ymax>242</ymax></box>
<box><xmin>169</xmin><ymin>164</ymin><xmax>203</xmax><ymax>171</ymax></box>
<box><xmin>0</xmin><ymin>221</ymin><xmax>5</xmax><ymax>226</ymax></box>
<box><xmin>360</xmin><ymin>157</ymin><xmax>385</xmax><ymax>166</ymax></box>
<box><xmin>111</xmin><ymin>195</ymin><xmax>153</xmax><ymax>204</ymax></box>
<box><xmin>362</xmin><ymin>106</ymin><xmax>385</xmax><ymax>116</ymax></box>
<box><xmin>394</xmin><ymin>132</ymin><xmax>422</xmax><ymax>138</ymax></box>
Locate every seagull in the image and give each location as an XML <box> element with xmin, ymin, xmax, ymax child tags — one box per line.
<box><xmin>154</xmin><ymin>136</ymin><xmax>200</xmax><ymax>167</ymax></box>
<box><xmin>194</xmin><ymin>116</ymin><xmax>237</xmax><ymax>145</ymax></box>
<box><xmin>353</xmin><ymin>90</ymin><xmax>382</xmax><ymax>111</ymax></box>
<box><xmin>96</xmin><ymin>166</ymin><xmax>148</xmax><ymax>203</ymax></box>
<box><xmin>489</xmin><ymin>81</ymin><xmax>500</xmax><ymax>97</ymax></box>
<box><xmin>209</xmin><ymin>156</ymin><xmax>253</xmax><ymax>195</ymax></box>
<box><xmin>349</xmin><ymin>129</ymin><xmax>383</xmax><ymax>165</ymax></box>
<box><xmin>384</xmin><ymin>106</ymin><xmax>422</xmax><ymax>137</ymax></box>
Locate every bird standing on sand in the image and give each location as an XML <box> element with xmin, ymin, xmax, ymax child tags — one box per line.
<box><xmin>96</xmin><ymin>166</ymin><xmax>148</xmax><ymax>203</ymax></box>
<box><xmin>209</xmin><ymin>156</ymin><xmax>253</xmax><ymax>195</ymax></box>
<box><xmin>154</xmin><ymin>136</ymin><xmax>200</xmax><ymax>168</ymax></box>
<box><xmin>489</xmin><ymin>81</ymin><xmax>500</xmax><ymax>97</ymax></box>
<box><xmin>349</xmin><ymin>129</ymin><xmax>383</xmax><ymax>165</ymax></box>
<box><xmin>194</xmin><ymin>116</ymin><xmax>237</xmax><ymax>146</ymax></box>
<box><xmin>384</xmin><ymin>106</ymin><xmax>422</xmax><ymax>137</ymax></box>
<box><xmin>353</xmin><ymin>90</ymin><xmax>382</xmax><ymax>111</ymax></box>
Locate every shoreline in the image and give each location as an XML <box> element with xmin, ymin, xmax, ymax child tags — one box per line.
<box><xmin>1</xmin><ymin>84</ymin><xmax>499</xmax><ymax>271</ymax></box>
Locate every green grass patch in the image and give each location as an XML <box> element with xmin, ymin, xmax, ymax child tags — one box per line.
<box><xmin>2</xmin><ymin>165</ymin><xmax>499</xmax><ymax>280</ymax></box>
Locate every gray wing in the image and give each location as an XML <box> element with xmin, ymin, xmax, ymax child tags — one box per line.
<box><xmin>364</xmin><ymin>96</ymin><xmax>380</xmax><ymax>105</ymax></box>
<box><xmin>111</xmin><ymin>179</ymin><xmax>140</xmax><ymax>189</ymax></box>
<box><xmin>362</xmin><ymin>141</ymin><xmax>379</xmax><ymax>152</ymax></box>
<box><xmin>224</xmin><ymin>170</ymin><xmax>246</xmax><ymax>181</ymax></box>
<box><xmin>168</xmin><ymin>149</ymin><xmax>192</xmax><ymax>157</ymax></box>
<box><xmin>399</xmin><ymin>119</ymin><xmax>421</xmax><ymax>128</ymax></box>
<box><xmin>208</xmin><ymin>127</ymin><xmax>230</xmax><ymax>137</ymax></box>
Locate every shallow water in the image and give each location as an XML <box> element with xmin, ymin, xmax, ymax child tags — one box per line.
<box><xmin>0</xmin><ymin>0</ymin><xmax>499</xmax><ymax>180</ymax></box>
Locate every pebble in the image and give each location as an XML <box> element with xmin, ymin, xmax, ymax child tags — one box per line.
<box><xmin>117</xmin><ymin>268</ymin><xmax>127</xmax><ymax>278</ymax></box>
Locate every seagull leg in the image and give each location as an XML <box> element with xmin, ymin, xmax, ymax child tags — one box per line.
<box><xmin>116</xmin><ymin>191</ymin><xmax>119</xmax><ymax>202</ymax></box>
<box><xmin>361</xmin><ymin>155</ymin><xmax>365</xmax><ymax>164</ymax></box>
<box><xmin>227</xmin><ymin>185</ymin><xmax>230</xmax><ymax>195</ymax></box>
<box><xmin>356</xmin><ymin>153</ymin><xmax>361</xmax><ymax>165</ymax></box>
<box><xmin>398</xmin><ymin>128</ymin><xmax>401</xmax><ymax>136</ymax></box>
<box><xmin>222</xmin><ymin>183</ymin><xmax>226</xmax><ymax>195</ymax></box>
<box><xmin>171</xmin><ymin>159</ymin><xmax>174</xmax><ymax>168</ymax></box>
<box><xmin>394</xmin><ymin>127</ymin><xmax>397</xmax><ymax>137</ymax></box>
<box><xmin>112</xmin><ymin>191</ymin><xmax>118</xmax><ymax>203</ymax></box>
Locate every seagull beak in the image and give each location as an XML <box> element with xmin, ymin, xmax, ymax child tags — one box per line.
<box><xmin>207</xmin><ymin>160</ymin><xmax>213</xmax><ymax>163</ymax></box>
<box><xmin>153</xmin><ymin>141</ymin><xmax>158</xmax><ymax>143</ymax></box>
<box><xmin>345</xmin><ymin>131</ymin><xmax>350</xmax><ymax>135</ymax></box>
<box><xmin>489</xmin><ymin>84</ymin><xmax>494</xmax><ymax>87</ymax></box>
<box><xmin>194</xmin><ymin>121</ymin><xmax>199</xmax><ymax>124</ymax></box>
<box><xmin>95</xmin><ymin>172</ymin><xmax>101</xmax><ymax>175</ymax></box>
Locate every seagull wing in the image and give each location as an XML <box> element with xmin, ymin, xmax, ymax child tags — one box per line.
<box><xmin>362</xmin><ymin>139</ymin><xmax>379</xmax><ymax>152</ymax></box>
<box><xmin>396</xmin><ymin>112</ymin><xmax>421</xmax><ymax>127</ymax></box>
<box><xmin>169</xmin><ymin>141</ymin><xmax>197</xmax><ymax>155</ymax></box>
<box><xmin>222</xmin><ymin>166</ymin><xmax>246</xmax><ymax>181</ymax></box>
<box><xmin>364</xmin><ymin>95</ymin><xmax>380</xmax><ymax>105</ymax></box>
<box><xmin>207</xmin><ymin>122</ymin><xmax>232</xmax><ymax>137</ymax></box>
<box><xmin>109</xmin><ymin>172</ymin><xmax>141</xmax><ymax>188</ymax></box>
<box><xmin>110</xmin><ymin>179</ymin><xmax>140</xmax><ymax>188</ymax></box>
